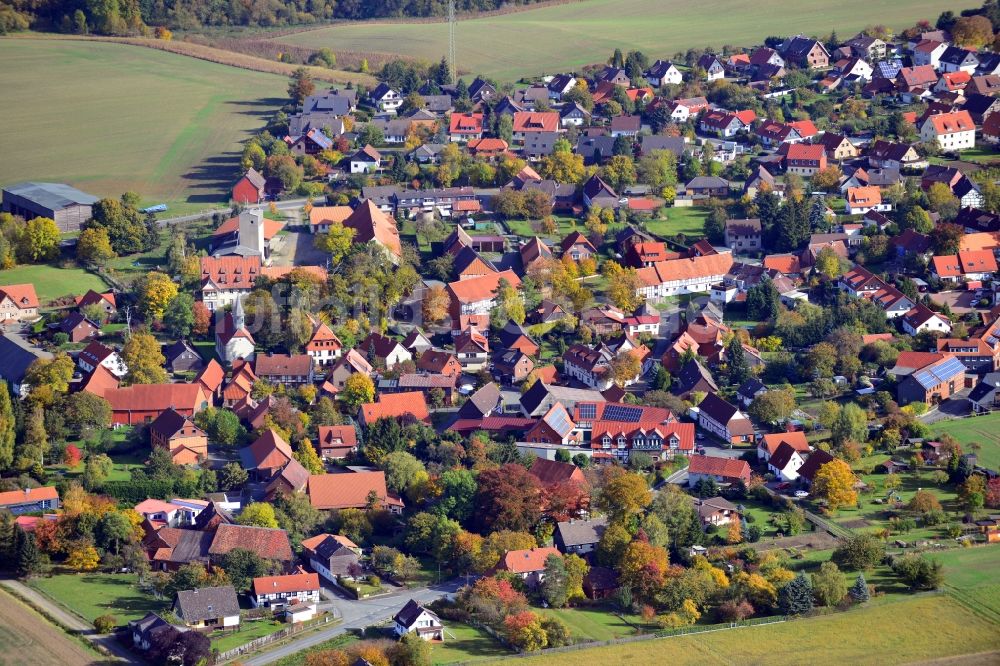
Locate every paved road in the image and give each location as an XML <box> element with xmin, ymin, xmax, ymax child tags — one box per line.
<box><xmin>0</xmin><ymin>579</ymin><xmax>139</xmax><ymax>663</ymax></box>
<box><xmin>240</xmin><ymin>578</ymin><xmax>466</xmax><ymax>666</ymax></box>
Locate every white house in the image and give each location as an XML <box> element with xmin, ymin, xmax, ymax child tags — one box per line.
<box><xmin>912</xmin><ymin>39</ymin><xmax>947</xmax><ymax>69</ymax></box>
<box><xmin>902</xmin><ymin>305</ymin><xmax>952</xmax><ymax>336</ymax></box>
<box><xmin>393</xmin><ymin>599</ymin><xmax>445</xmax><ymax>641</ymax></box>
<box><xmin>646</xmin><ymin>60</ymin><xmax>684</xmax><ymax>86</ymax></box>
<box><xmin>370</xmin><ymin>83</ymin><xmax>402</xmax><ymax>113</ymax></box>
<box><xmin>349</xmin><ymin>145</ymin><xmax>382</xmax><ymax>174</ymax></box>
<box><xmin>845</xmin><ymin>186</ymin><xmax>892</xmax><ymax>215</ymax></box>
<box><xmin>77</xmin><ymin>340</ymin><xmax>128</xmax><ymax>378</ymax></box>
<box><xmin>251</xmin><ymin>573</ymin><xmax>321</xmax><ymax>610</ymax></box>
<box><xmin>767</xmin><ymin>442</ymin><xmax>806</xmax><ymax>481</ymax></box>
<box><xmin>919</xmin><ymin>111</ymin><xmax>976</xmax><ymax>152</ymax></box>
<box><xmin>636</xmin><ymin>252</ymin><xmax>734</xmax><ymax>299</ymax></box>
<box><xmin>696</xmin><ymin>393</ymin><xmax>755</xmax><ymax>445</ymax></box>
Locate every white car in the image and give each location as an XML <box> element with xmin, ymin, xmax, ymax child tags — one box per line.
<box><xmin>794</xmin><ymin>490</ymin><xmax>809</xmax><ymax>498</ymax></box>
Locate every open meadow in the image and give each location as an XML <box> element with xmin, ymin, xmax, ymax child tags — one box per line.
<box><xmin>273</xmin><ymin>0</ymin><xmax>979</xmax><ymax>81</ymax></box>
<box><xmin>0</xmin><ymin>264</ymin><xmax>109</xmax><ymax>304</ymax></box>
<box><xmin>931</xmin><ymin>413</ymin><xmax>1000</xmax><ymax>471</ymax></box>
<box><xmin>0</xmin><ymin>38</ymin><xmax>289</xmax><ymax>215</ymax></box>
<box><xmin>521</xmin><ymin>594</ymin><xmax>1000</xmax><ymax>666</ymax></box>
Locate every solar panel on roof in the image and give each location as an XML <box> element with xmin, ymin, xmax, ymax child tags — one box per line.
<box><xmin>602</xmin><ymin>405</ymin><xmax>643</xmax><ymax>422</ymax></box>
<box><xmin>546</xmin><ymin>406</ymin><xmax>573</xmax><ymax>436</ymax></box>
<box><xmin>913</xmin><ymin>357</ymin><xmax>965</xmax><ymax>391</ymax></box>
<box><xmin>578</xmin><ymin>403</ymin><xmax>597</xmax><ymax>420</ymax></box>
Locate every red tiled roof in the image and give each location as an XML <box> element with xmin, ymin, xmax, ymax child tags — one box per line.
<box><xmin>529</xmin><ymin>458</ymin><xmax>586</xmax><ymax>486</ymax></box>
<box><xmin>360</xmin><ymin>392</ymin><xmax>430</xmax><ymax>424</ymax></box>
<box><xmin>447</xmin><ymin>270</ymin><xmax>522</xmax><ymax>304</ymax></box>
<box><xmin>208</xmin><ymin>523</ymin><xmax>293</xmax><ymax>561</ymax></box>
<box><xmin>450</xmin><ymin>113</ymin><xmax>484</xmax><ymax>134</ymax></box>
<box><xmin>101</xmin><ymin>383</ymin><xmax>207</xmax><ymax>412</ymax></box>
<box><xmin>307</xmin><ymin>471</ymin><xmax>402</xmax><ymax>510</ymax></box>
<box><xmin>0</xmin><ymin>486</ymin><xmax>58</xmax><ymax>507</ymax></box>
<box><xmin>759</xmin><ymin>431</ymin><xmax>810</xmax><ymax>456</ymax></box>
<box><xmin>212</xmin><ymin>215</ymin><xmax>284</xmax><ymax>239</ymax></box>
<box><xmin>925</xmin><ymin>110</ymin><xmax>975</xmax><ymax>135</ymax></box>
<box><xmin>252</xmin><ymin>572</ymin><xmax>319</xmax><ymax>596</ymax></box>
<box><xmin>513</xmin><ymin>111</ymin><xmax>560</xmax><ymax>133</ymax></box>
<box><xmin>344</xmin><ymin>200</ymin><xmax>402</xmax><ymax>257</ymax></box>
<box><xmin>0</xmin><ymin>284</ymin><xmax>39</xmax><ymax>309</ymax></box>
<box><xmin>499</xmin><ymin>547</ymin><xmax>561</xmax><ymax>574</ymax></box>
<box><xmin>688</xmin><ymin>455</ymin><xmax>751</xmax><ymax>481</ymax></box>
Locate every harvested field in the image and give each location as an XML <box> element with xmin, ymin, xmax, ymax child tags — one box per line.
<box><xmin>0</xmin><ymin>588</ymin><xmax>94</xmax><ymax>666</ymax></box>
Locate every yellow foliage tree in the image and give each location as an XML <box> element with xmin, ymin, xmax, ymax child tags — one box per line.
<box><xmin>813</xmin><ymin>459</ymin><xmax>858</xmax><ymax>511</ymax></box>
<box><xmin>139</xmin><ymin>271</ymin><xmax>178</xmax><ymax>320</ymax></box>
<box><xmin>66</xmin><ymin>544</ymin><xmax>100</xmax><ymax>571</ymax></box>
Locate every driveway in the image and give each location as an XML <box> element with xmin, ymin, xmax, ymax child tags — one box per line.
<box><xmin>240</xmin><ymin>578</ymin><xmax>466</xmax><ymax>666</ymax></box>
<box><xmin>270</xmin><ymin>231</ymin><xmax>329</xmax><ymax>268</ymax></box>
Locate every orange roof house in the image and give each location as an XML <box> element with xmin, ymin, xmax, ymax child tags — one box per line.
<box><xmin>512</xmin><ymin>111</ymin><xmax>560</xmax><ymax>134</ymax></box>
<box><xmin>101</xmin><ymin>383</ymin><xmax>209</xmax><ymax>426</ymax></box>
<box><xmin>359</xmin><ymin>392</ymin><xmax>430</xmax><ymax>427</ymax></box>
<box><xmin>497</xmin><ymin>547</ymin><xmax>562</xmax><ymax>575</ymax></box>
<box><xmin>449</xmin><ymin>112</ymin><xmax>484</xmax><ymax>137</ymax></box>
<box><xmin>306</xmin><ymin>471</ymin><xmax>404</xmax><ymax>512</ymax></box>
<box><xmin>343</xmin><ymin>200</ymin><xmax>402</xmax><ymax>259</ymax></box>
<box><xmin>309</xmin><ymin>205</ymin><xmax>353</xmax><ymax>232</ymax></box>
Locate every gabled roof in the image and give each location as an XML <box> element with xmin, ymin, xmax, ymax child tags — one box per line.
<box><xmin>688</xmin><ymin>455</ymin><xmax>751</xmax><ymax>480</ymax></box>
<box><xmin>529</xmin><ymin>457</ymin><xmax>584</xmax><ymax>486</ymax></box>
<box><xmin>556</xmin><ymin>516</ymin><xmax>607</xmax><ymax>547</ymax></box>
<box><xmin>101</xmin><ymin>383</ymin><xmax>206</xmax><ymax>412</ymax></box>
<box><xmin>240</xmin><ymin>429</ymin><xmax>293</xmax><ymax>470</ymax></box>
<box><xmin>174</xmin><ymin>586</ymin><xmax>239</xmax><ymax>623</ymax></box>
<box><xmin>797</xmin><ymin>449</ymin><xmax>835</xmax><ymax>481</ymax></box>
<box><xmin>360</xmin><ymin>392</ymin><xmax>430</xmax><ymax>424</ymax></box>
<box><xmin>447</xmin><ymin>270</ymin><xmax>522</xmax><ymax>304</ymax></box>
<box><xmin>499</xmin><ymin>547</ymin><xmax>561</xmax><ymax>574</ymax></box>
<box><xmin>344</xmin><ymin>200</ymin><xmax>402</xmax><ymax>257</ymax></box>
<box><xmin>393</xmin><ymin>599</ymin><xmax>441</xmax><ymax>629</ymax></box>
<box><xmin>697</xmin><ymin>392</ymin><xmax>742</xmax><ymax>425</ymax></box>
<box><xmin>0</xmin><ymin>284</ymin><xmax>39</xmax><ymax>309</ymax></box>
<box><xmin>760</xmin><ymin>431</ymin><xmax>810</xmax><ymax>456</ymax></box>
<box><xmin>208</xmin><ymin>524</ymin><xmax>293</xmax><ymax>561</ymax></box>
<box><xmin>307</xmin><ymin>471</ymin><xmax>399</xmax><ymax>510</ymax></box>
<box><xmin>252</xmin><ymin>572</ymin><xmax>319</xmax><ymax>596</ymax></box>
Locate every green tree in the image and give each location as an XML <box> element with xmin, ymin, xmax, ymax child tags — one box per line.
<box><xmin>726</xmin><ymin>336</ymin><xmax>751</xmax><ymax>386</ymax></box>
<box><xmin>287</xmin><ymin>68</ymin><xmax>315</xmax><ymax>105</ymax></box>
<box><xmin>849</xmin><ymin>573</ymin><xmax>870</xmax><ymax>602</ymax></box>
<box><xmin>295</xmin><ymin>439</ymin><xmax>325</xmax><ymax>475</ymax></box>
<box><xmin>831</xmin><ymin>403</ymin><xmax>867</xmax><ymax>446</ymax></box>
<box><xmin>96</xmin><ymin>511</ymin><xmax>135</xmax><ymax>555</ymax></box>
<box><xmin>14</xmin><ymin>528</ymin><xmax>41</xmax><ymax>578</ymax></box>
<box><xmin>891</xmin><ymin>554</ymin><xmax>943</xmax><ymax>591</ymax></box>
<box><xmin>238</xmin><ymin>503</ymin><xmax>279</xmax><ymax>528</ymax></box>
<box><xmin>222</xmin><ymin>548</ymin><xmax>273</xmax><ymax>592</ymax></box>
<box><xmin>383</xmin><ymin>451</ymin><xmax>426</xmax><ymax>496</ymax></box>
<box><xmin>778</xmin><ymin>573</ymin><xmax>814</xmax><ymax>615</ymax></box>
<box><xmin>833</xmin><ymin>534</ymin><xmax>885</xmax><ymax>571</ymax></box>
<box><xmin>541</xmin><ymin>554</ymin><xmax>569</xmax><ymax>608</ymax></box>
<box><xmin>314</xmin><ymin>221</ymin><xmax>356</xmax><ymax>264</ymax></box>
<box><xmin>83</xmin><ymin>453</ymin><xmax>113</xmax><ymax>490</ymax></box>
<box><xmin>163</xmin><ymin>293</ymin><xmax>196</xmax><ymax>339</ymax></box>
<box><xmin>273</xmin><ymin>491</ymin><xmax>321</xmax><ymax>546</ymax></box>
<box><xmin>811</xmin><ymin>561</ymin><xmax>847</xmax><ymax>607</ymax></box>
<box><xmin>220</xmin><ymin>462</ymin><xmax>249</xmax><ymax>491</ymax></box>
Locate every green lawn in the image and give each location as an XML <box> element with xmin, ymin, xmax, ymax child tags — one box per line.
<box><xmin>931</xmin><ymin>413</ymin><xmax>1000</xmax><ymax>471</ymax></box>
<box><xmin>0</xmin><ymin>264</ymin><xmax>109</xmax><ymax>304</ymax></box>
<box><xmin>29</xmin><ymin>573</ymin><xmax>165</xmax><ymax>624</ymax></box>
<box><xmin>523</xmin><ymin>595</ymin><xmax>1000</xmax><ymax>665</ymax></box>
<box><xmin>431</xmin><ymin>622</ymin><xmax>510</xmax><ymax>664</ymax></box>
<box><xmin>0</xmin><ymin>39</ymin><xmax>288</xmax><ymax>212</ymax></box>
<box><xmin>934</xmin><ymin>546</ymin><xmax>1000</xmax><ymax>623</ymax></box>
<box><xmin>274</xmin><ymin>0</ymin><xmax>978</xmax><ymax>81</ymax></box>
<box><xmin>539</xmin><ymin>606</ymin><xmax>647</xmax><ymax>641</ymax></box>
<box><xmin>267</xmin><ymin>634</ymin><xmax>356</xmax><ymax>666</ymax></box>
<box><xmin>211</xmin><ymin>619</ymin><xmax>284</xmax><ymax>653</ymax></box>
<box><xmin>644</xmin><ymin>207</ymin><xmax>707</xmax><ymax>241</ymax></box>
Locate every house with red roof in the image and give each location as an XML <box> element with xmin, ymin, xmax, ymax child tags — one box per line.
<box><xmin>149</xmin><ymin>408</ymin><xmax>208</xmax><ymax>465</ymax></box>
<box><xmin>359</xmin><ymin>392</ymin><xmax>430</xmax><ymax>429</ymax></box>
<box><xmin>931</xmin><ymin>250</ymin><xmax>998</xmax><ymax>282</ymax></box>
<box><xmin>784</xmin><ymin>143</ymin><xmax>827</xmax><ymax>176</ymax></box>
<box><xmin>918</xmin><ymin>110</ymin><xmax>975</xmax><ymax>151</ymax></box>
<box><xmin>307</xmin><ymin>470</ymin><xmax>403</xmax><ymax>513</ymax></box>
<box><xmin>251</xmin><ymin>572</ymin><xmax>320</xmax><ymax>610</ymax></box>
<box><xmin>446</xmin><ymin>269</ymin><xmax>522</xmax><ymax>332</ymax></box>
<box><xmin>101</xmin><ymin>383</ymin><xmax>209</xmax><ymax>426</ymax></box>
<box><xmin>560</xmin><ymin>231</ymin><xmax>597</xmax><ymax>262</ymax></box>
<box><xmin>343</xmin><ymin>200</ymin><xmax>402</xmax><ymax>260</ymax></box>
<box><xmin>0</xmin><ymin>486</ymin><xmax>59</xmax><ymax>514</ymax></box>
<box><xmin>315</xmin><ymin>425</ymin><xmax>358</xmax><ymax>460</ymax></box>
<box><xmin>233</xmin><ymin>167</ymin><xmax>266</xmax><ymax>204</ymax></box>
<box><xmin>757</xmin><ymin>431</ymin><xmax>810</xmax><ymax>462</ymax></box>
<box><xmin>449</xmin><ymin>113</ymin><xmax>484</xmax><ymax>142</ymax></box>
<box><xmin>496</xmin><ymin>547</ymin><xmax>562</xmax><ymax>587</ymax></box>
<box><xmin>75</xmin><ymin>289</ymin><xmax>117</xmax><ymax>319</ymax></box>
<box><xmin>304</xmin><ymin>321</ymin><xmax>342</xmax><ymax>367</ymax></box>
<box><xmin>687</xmin><ymin>455</ymin><xmax>751</xmax><ymax>487</ymax></box>
<box><xmin>0</xmin><ymin>284</ymin><xmax>39</xmax><ymax>322</ymax></box>
<box><xmin>699</xmin><ymin>110</ymin><xmax>755</xmax><ymax>137</ymax></box>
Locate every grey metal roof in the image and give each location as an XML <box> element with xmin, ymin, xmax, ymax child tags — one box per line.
<box><xmin>555</xmin><ymin>516</ymin><xmax>607</xmax><ymax>547</ymax></box>
<box><xmin>3</xmin><ymin>182</ymin><xmax>98</xmax><ymax>209</ymax></box>
<box><xmin>0</xmin><ymin>333</ymin><xmax>52</xmax><ymax>385</ymax></box>
<box><xmin>174</xmin><ymin>586</ymin><xmax>239</xmax><ymax>623</ymax></box>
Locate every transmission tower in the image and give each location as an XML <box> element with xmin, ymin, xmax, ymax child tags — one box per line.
<box><xmin>448</xmin><ymin>0</ymin><xmax>457</xmax><ymax>85</ymax></box>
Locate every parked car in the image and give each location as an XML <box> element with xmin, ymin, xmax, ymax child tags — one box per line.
<box><xmin>794</xmin><ymin>490</ymin><xmax>809</xmax><ymax>498</ymax></box>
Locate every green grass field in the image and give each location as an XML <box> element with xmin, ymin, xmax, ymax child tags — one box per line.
<box><xmin>274</xmin><ymin>0</ymin><xmax>977</xmax><ymax>81</ymax></box>
<box><xmin>30</xmin><ymin>573</ymin><xmax>165</xmax><ymax>624</ymax></box>
<box><xmin>934</xmin><ymin>546</ymin><xmax>1000</xmax><ymax>623</ymax></box>
<box><xmin>539</xmin><ymin>606</ymin><xmax>648</xmax><ymax>642</ymax></box>
<box><xmin>523</xmin><ymin>595</ymin><xmax>1000</xmax><ymax>665</ymax></box>
<box><xmin>931</xmin><ymin>413</ymin><xmax>1000</xmax><ymax>471</ymax></box>
<box><xmin>0</xmin><ymin>264</ymin><xmax>109</xmax><ymax>303</ymax></box>
<box><xmin>0</xmin><ymin>39</ymin><xmax>288</xmax><ymax>214</ymax></box>
<box><xmin>644</xmin><ymin>207</ymin><xmax>707</xmax><ymax>241</ymax></box>
<box><xmin>431</xmin><ymin>622</ymin><xmax>509</xmax><ymax>664</ymax></box>
<box><xmin>211</xmin><ymin>618</ymin><xmax>284</xmax><ymax>652</ymax></box>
